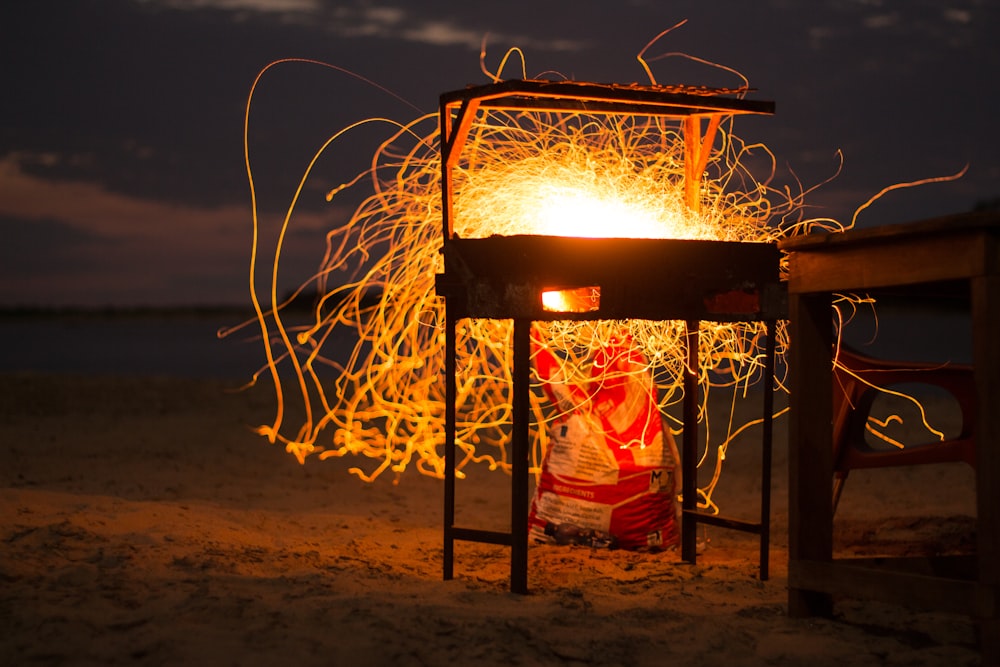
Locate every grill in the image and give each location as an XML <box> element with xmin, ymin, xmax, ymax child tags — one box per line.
<box><xmin>435</xmin><ymin>80</ymin><xmax>783</xmax><ymax>593</ymax></box>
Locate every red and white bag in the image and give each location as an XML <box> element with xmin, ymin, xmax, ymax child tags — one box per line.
<box><xmin>528</xmin><ymin>333</ymin><xmax>681</xmax><ymax>551</ymax></box>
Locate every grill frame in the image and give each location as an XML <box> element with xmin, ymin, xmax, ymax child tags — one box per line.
<box><xmin>435</xmin><ymin>80</ymin><xmax>782</xmax><ymax>593</ymax></box>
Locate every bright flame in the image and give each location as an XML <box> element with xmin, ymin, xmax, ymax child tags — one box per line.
<box><xmin>449</xmin><ymin>113</ymin><xmax>767</xmax><ymax>245</ymax></box>
<box><xmin>524</xmin><ymin>183</ymin><xmax>674</xmax><ymax>239</ymax></box>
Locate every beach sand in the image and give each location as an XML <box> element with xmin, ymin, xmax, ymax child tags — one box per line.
<box><xmin>0</xmin><ymin>372</ymin><xmax>981</xmax><ymax>666</ymax></box>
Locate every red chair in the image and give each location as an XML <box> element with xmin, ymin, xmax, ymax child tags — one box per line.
<box><xmin>832</xmin><ymin>347</ymin><xmax>977</xmax><ymax>512</ymax></box>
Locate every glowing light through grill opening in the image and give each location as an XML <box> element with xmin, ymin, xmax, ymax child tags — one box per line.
<box><xmin>541</xmin><ymin>286</ymin><xmax>601</xmax><ymax>313</ymax></box>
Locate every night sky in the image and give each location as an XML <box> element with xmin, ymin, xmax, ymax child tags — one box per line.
<box><xmin>2</xmin><ymin>0</ymin><xmax>997</xmax><ymax>308</ymax></box>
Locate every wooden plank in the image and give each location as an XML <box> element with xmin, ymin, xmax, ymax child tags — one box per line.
<box><xmin>790</xmin><ymin>559</ymin><xmax>984</xmax><ymax>616</ymax></box>
<box><xmin>786</xmin><ymin>233</ymin><xmax>991</xmax><ymax>294</ymax></box>
<box><xmin>838</xmin><ymin>554</ymin><xmax>977</xmax><ymax>579</ymax></box>
<box><xmin>778</xmin><ymin>211</ymin><xmax>1000</xmax><ymax>252</ymax></box>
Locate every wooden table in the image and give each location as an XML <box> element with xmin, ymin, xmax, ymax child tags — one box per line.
<box><xmin>779</xmin><ymin>212</ymin><xmax>1000</xmax><ymax>664</ymax></box>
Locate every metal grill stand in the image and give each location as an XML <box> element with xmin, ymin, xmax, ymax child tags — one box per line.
<box><xmin>434</xmin><ymin>81</ymin><xmax>783</xmax><ymax>593</ymax></box>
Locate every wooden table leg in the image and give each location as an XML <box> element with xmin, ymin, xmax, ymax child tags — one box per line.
<box><xmin>973</xmin><ymin>274</ymin><xmax>1000</xmax><ymax>663</ymax></box>
<box><xmin>787</xmin><ymin>291</ymin><xmax>834</xmax><ymax>617</ymax></box>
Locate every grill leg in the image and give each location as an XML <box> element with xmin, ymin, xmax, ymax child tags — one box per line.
<box><xmin>759</xmin><ymin>320</ymin><xmax>776</xmax><ymax>581</ymax></box>
<box><xmin>511</xmin><ymin>317</ymin><xmax>530</xmax><ymax>594</ymax></box>
<box><xmin>443</xmin><ymin>309</ymin><xmax>456</xmax><ymax>580</ymax></box>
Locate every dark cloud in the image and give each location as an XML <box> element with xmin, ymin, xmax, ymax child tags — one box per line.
<box><xmin>0</xmin><ymin>215</ymin><xmax>117</xmax><ymax>307</ymax></box>
<box><xmin>1</xmin><ymin>215</ymin><xmax>109</xmax><ymax>274</ymax></box>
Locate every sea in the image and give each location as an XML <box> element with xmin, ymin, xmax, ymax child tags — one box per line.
<box><xmin>0</xmin><ymin>300</ymin><xmax>973</xmax><ymax>381</ymax></box>
<box><xmin>1</xmin><ymin>309</ymin><xmax>282</xmax><ymax>381</ymax></box>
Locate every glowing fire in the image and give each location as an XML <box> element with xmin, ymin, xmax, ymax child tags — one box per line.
<box><xmin>534</xmin><ymin>187</ymin><xmax>667</xmax><ymax>238</ymax></box>
<box><xmin>541</xmin><ymin>286</ymin><xmax>600</xmax><ymax>313</ymax></box>
<box><xmin>447</xmin><ymin>114</ymin><xmax>755</xmax><ymax>244</ymax></box>
<box><xmin>486</xmin><ymin>174</ymin><xmax>680</xmax><ymax>239</ymax></box>
<box><xmin>233</xmin><ymin>48</ymin><xmax>961</xmax><ymax>514</ymax></box>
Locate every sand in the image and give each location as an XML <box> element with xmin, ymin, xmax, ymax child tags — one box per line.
<box><xmin>0</xmin><ymin>372</ymin><xmax>981</xmax><ymax>666</ymax></box>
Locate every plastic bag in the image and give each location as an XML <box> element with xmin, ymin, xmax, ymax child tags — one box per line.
<box><xmin>528</xmin><ymin>333</ymin><xmax>680</xmax><ymax>551</ymax></box>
